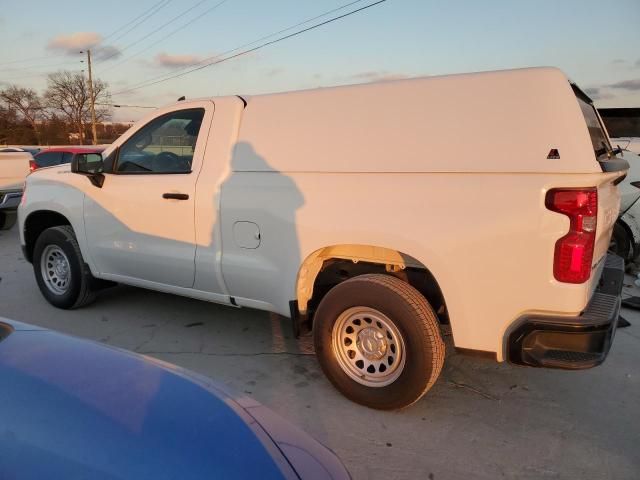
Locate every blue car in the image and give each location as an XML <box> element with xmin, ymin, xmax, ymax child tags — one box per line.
<box><xmin>0</xmin><ymin>318</ymin><xmax>349</xmax><ymax>480</ymax></box>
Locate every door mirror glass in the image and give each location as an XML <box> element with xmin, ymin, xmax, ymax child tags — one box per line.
<box><xmin>72</xmin><ymin>153</ymin><xmax>104</xmax><ymax>175</ymax></box>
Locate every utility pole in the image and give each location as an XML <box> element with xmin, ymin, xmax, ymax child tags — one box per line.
<box><xmin>86</xmin><ymin>49</ymin><xmax>98</xmax><ymax>145</ymax></box>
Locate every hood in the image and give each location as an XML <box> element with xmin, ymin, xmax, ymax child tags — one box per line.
<box><xmin>0</xmin><ymin>318</ymin><xmax>295</xmax><ymax>480</ymax></box>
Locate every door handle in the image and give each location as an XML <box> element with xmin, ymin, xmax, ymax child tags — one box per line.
<box><xmin>162</xmin><ymin>193</ymin><xmax>189</xmax><ymax>200</ymax></box>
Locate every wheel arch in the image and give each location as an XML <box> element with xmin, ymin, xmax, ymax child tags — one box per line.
<box><xmin>23</xmin><ymin>210</ymin><xmax>72</xmax><ymax>263</ymax></box>
<box><xmin>618</xmin><ymin>213</ymin><xmax>640</xmax><ymax>261</ymax></box>
<box><xmin>295</xmin><ymin>244</ymin><xmax>449</xmax><ymax>325</ymax></box>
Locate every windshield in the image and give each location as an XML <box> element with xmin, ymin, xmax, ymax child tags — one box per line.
<box><xmin>599</xmin><ymin>108</ymin><xmax>640</xmax><ymax>138</ymax></box>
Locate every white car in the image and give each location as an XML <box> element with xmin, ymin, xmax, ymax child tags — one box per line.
<box><xmin>600</xmin><ymin>108</ymin><xmax>640</xmax><ymax>155</ymax></box>
<box><xmin>0</xmin><ymin>151</ymin><xmax>31</xmax><ymax>229</ymax></box>
<box><xmin>599</xmin><ymin>108</ymin><xmax>640</xmax><ymax>261</ymax></box>
<box><xmin>18</xmin><ymin>67</ymin><xmax>628</xmax><ymax>409</ymax></box>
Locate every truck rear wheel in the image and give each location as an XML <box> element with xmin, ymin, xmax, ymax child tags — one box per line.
<box><xmin>609</xmin><ymin>222</ymin><xmax>633</xmax><ymax>262</ymax></box>
<box><xmin>313</xmin><ymin>274</ymin><xmax>445</xmax><ymax>409</ymax></box>
<box><xmin>33</xmin><ymin>225</ymin><xmax>96</xmax><ymax>309</ymax></box>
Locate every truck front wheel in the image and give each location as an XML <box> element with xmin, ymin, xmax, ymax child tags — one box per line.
<box><xmin>313</xmin><ymin>274</ymin><xmax>445</xmax><ymax>409</ymax></box>
<box><xmin>33</xmin><ymin>225</ymin><xmax>96</xmax><ymax>309</ymax></box>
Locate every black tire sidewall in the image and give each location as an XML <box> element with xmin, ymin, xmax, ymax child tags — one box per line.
<box><xmin>0</xmin><ymin>211</ymin><xmax>16</xmax><ymax>230</ymax></box>
<box><xmin>314</xmin><ymin>278</ymin><xmax>439</xmax><ymax>409</ymax></box>
<box><xmin>33</xmin><ymin>227</ymin><xmax>85</xmax><ymax>309</ymax></box>
<box><xmin>611</xmin><ymin>222</ymin><xmax>631</xmax><ymax>261</ymax></box>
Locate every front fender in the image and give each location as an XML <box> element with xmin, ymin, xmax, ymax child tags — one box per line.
<box><xmin>19</xmin><ymin>171</ymin><xmax>96</xmax><ymax>275</ymax></box>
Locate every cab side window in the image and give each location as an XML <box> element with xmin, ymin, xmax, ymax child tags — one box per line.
<box><xmin>116</xmin><ymin>108</ymin><xmax>205</xmax><ymax>174</ymax></box>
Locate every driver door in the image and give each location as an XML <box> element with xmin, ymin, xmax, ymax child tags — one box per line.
<box><xmin>83</xmin><ymin>101</ymin><xmax>214</xmax><ymax>288</ymax></box>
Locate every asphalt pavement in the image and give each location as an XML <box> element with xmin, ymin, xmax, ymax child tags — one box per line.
<box><xmin>0</xmin><ymin>225</ymin><xmax>638</xmax><ymax>479</ymax></box>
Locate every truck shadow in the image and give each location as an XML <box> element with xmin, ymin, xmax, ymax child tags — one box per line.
<box><xmin>54</xmin><ymin>140</ymin><xmax>306</xmax><ymax>356</ymax></box>
<box><xmin>214</xmin><ymin>141</ymin><xmax>304</xmax><ymax>318</ymax></box>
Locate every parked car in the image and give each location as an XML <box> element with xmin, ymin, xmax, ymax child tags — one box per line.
<box><xmin>0</xmin><ymin>151</ymin><xmax>31</xmax><ymax>230</ymax></box>
<box><xmin>18</xmin><ymin>67</ymin><xmax>628</xmax><ymax>409</ymax></box>
<box><xmin>0</xmin><ymin>317</ymin><xmax>349</xmax><ymax>479</ymax></box>
<box><xmin>31</xmin><ymin>146</ymin><xmax>105</xmax><ymax>171</ymax></box>
<box><xmin>0</xmin><ymin>146</ymin><xmax>41</xmax><ymax>155</ymax></box>
<box><xmin>605</xmin><ymin>150</ymin><xmax>640</xmax><ymax>262</ymax></box>
<box><xmin>599</xmin><ymin>107</ymin><xmax>640</xmax><ymax>155</ymax></box>
<box><xmin>597</xmin><ymin>108</ymin><xmax>640</xmax><ymax>262</ymax></box>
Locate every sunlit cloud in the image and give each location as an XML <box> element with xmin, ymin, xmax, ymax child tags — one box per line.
<box><xmin>155</xmin><ymin>53</ymin><xmax>203</xmax><ymax>68</ymax></box>
<box><xmin>47</xmin><ymin>31</ymin><xmax>101</xmax><ymax>53</ymax></box>
<box><xmin>609</xmin><ymin>79</ymin><xmax>640</xmax><ymax>91</ymax></box>
<box><xmin>351</xmin><ymin>71</ymin><xmax>409</xmax><ymax>83</ymax></box>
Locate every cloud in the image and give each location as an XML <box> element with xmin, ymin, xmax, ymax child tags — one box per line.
<box><xmin>351</xmin><ymin>71</ymin><xmax>409</xmax><ymax>83</ymax></box>
<box><xmin>608</xmin><ymin>79</ymin><xmax>640</xmax><ymax>91</ymax></box>
<box><xmin>93</xmin><ymin>45</ymin><xmax>122</xmax><ymax>61</ymax></box>
<box><xmin>155</xmin><ymin>52</ymin><xmax>203</xmax><ymax>68</ymax></box>
<box><xmin>47</xmin><ymin>32</ymin><xmax>101</xmax><ymax>53</ymax></box>
<box><xmin>636</xmin><ymin>59</ymin><xmax>640</xmax><ymax>68</ymax></box>
<box><xmin>610</xmin><ymin>59</ymin><xmax>625</xmax><ymax>65</ymax></box>
<box><xmin>265</xmin><ymin>67</ymin><xmax>284</xmax><ymax>77</ymax></box>
<box><xmin>584</xmin><ymin>87</ymin><xmax>614</xmax><ymax>100</ymax></box>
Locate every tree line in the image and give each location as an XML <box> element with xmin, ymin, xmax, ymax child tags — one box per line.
<box><xmin>0</xmin><ymin>70</ymin><xmax>131</xmax><ymax>146</ymax></box>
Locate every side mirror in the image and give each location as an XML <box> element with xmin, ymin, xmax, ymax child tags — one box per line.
<box><xmin>71</xmin><ymin>153</ymin><xmax>105</xmax><ymax>188</ymax></box>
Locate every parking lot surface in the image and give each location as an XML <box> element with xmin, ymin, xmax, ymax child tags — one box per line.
<box><xmin>1</xmin><ymin>225</ymin><xmax>639</xmax><ymax>479</ymax></box>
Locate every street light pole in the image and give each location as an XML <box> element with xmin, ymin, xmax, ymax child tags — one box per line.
<box><xmin>86</xmin><ymin>49</ymin><xmax>98</xmax><ymax>145</ymax></box>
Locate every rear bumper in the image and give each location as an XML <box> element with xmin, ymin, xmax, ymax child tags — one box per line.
<box><xmin>507</xmin><ymin>254</ymin><xmax>624</xmax><ymax>369</ymax></box>
<box><xmin>0</xmin><ymin>190</ymin><xmax>22</xmax><ymax>211</ymax></box>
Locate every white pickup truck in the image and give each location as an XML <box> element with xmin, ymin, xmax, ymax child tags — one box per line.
<box><xmin>0</xmin><ymin>151</ymin><xmax>31</xmax><ymax>230</ymax></box>
<box><xmin>18</xmin><ymin>67</ymin><xmax>628</xmax><ymax>409</ymax></box>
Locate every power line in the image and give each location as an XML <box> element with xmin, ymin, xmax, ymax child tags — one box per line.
<box><xmin>95</xmin><ymin>0</ymin><xmax>172</xmax><ymax>55</ymax></box>
<box><xmin>0</xmin><ymin>69</ymin><xmax>85</xmax><ymax>82</ymax></box>
<box><xmin>99</xmin><ymin>0</ymin><xmax>171</xmax><ymax>45</ymax></box>
<box><xmin>112</xmin><ymin>0</ymin><xmax>370</xmax><ymax>95</ymax></box>
<box><xmin>0</xmin><ymin>54</ymin><xmax>68</xmax><ymax>68</ymax></box>
<box><xmin>112</xmin><ymin>0</ymin><xmax>388</xmax><ymax>96</ymax></box>
<box><xmin>3</xmin><ymin>60</ymin><xmax>80</xmax><ymax>73</ymax></box>
<box><xmin>0</xmin><ymin>72</ymin><xmax>50</xmax><ymax>81</ymax></box>
<box><xmin>97</xmin><ymin>0</ymin><xmax>210</xmax><ymax>63</ymax></box>
<box><xmin>98</xmin><ymin>0</ymin><xmax>229</xmax><ymax>75</ymax></box>
<box><xmin>95</xmin><ymin>103</ymin><xmax>157</xmax><ymax>108</ymax></box>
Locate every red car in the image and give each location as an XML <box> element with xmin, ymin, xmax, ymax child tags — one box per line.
<box><xmin>31</xmin><ymin>147</ymin><xmax>105</xmax><ymax>171</ymax></box>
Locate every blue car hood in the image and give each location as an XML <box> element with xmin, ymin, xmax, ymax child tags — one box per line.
<box><xmin>0</xmin><ymin>319</ymin><xmax>295</xmax><ymax>480</ymax></box>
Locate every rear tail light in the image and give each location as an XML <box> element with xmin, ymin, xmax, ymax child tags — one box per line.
<box><xmin>545</xmin><ymin>188</ymin><xmax>598</xmax><ymax>284</ymax></box>
<box><xmin>29</xmin><ymin>160</ymin><xmax>37</xmax><ymax>172</ymax></box>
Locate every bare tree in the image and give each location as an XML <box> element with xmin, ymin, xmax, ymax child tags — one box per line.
<box><xmin>0</xmin><ymin>85</ymin><xmax>43</xmax><ymax>142</ymax></box>
<box><xmin>44</xmin><ymin>71</ymin><xmax>111</xmax><ymax>144</ymax></box>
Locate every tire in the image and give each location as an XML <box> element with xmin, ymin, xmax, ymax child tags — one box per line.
<box><xmin>313</xmin><ymin>274</ymin><xmax>445</xmax><ymax>410</ymax></box>
<box><xmin>33</xmin><ymin>225</ymin><xmax>96</xmax><ymax>309</ymax></box>
<box><xmin>609</xmin><ymin>222</ymin><xmax>632</xmax><ymax>262</ymax></box>
<box><xmin>0</xmin><ymin>211</ymin><xmax>17</xmax><ymax>231</ymax></box>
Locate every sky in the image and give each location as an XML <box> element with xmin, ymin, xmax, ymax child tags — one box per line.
<box><xmin>1</xmin><ymin>0</ymin><xmax>639</xmax><ymax>122</ymax></box>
